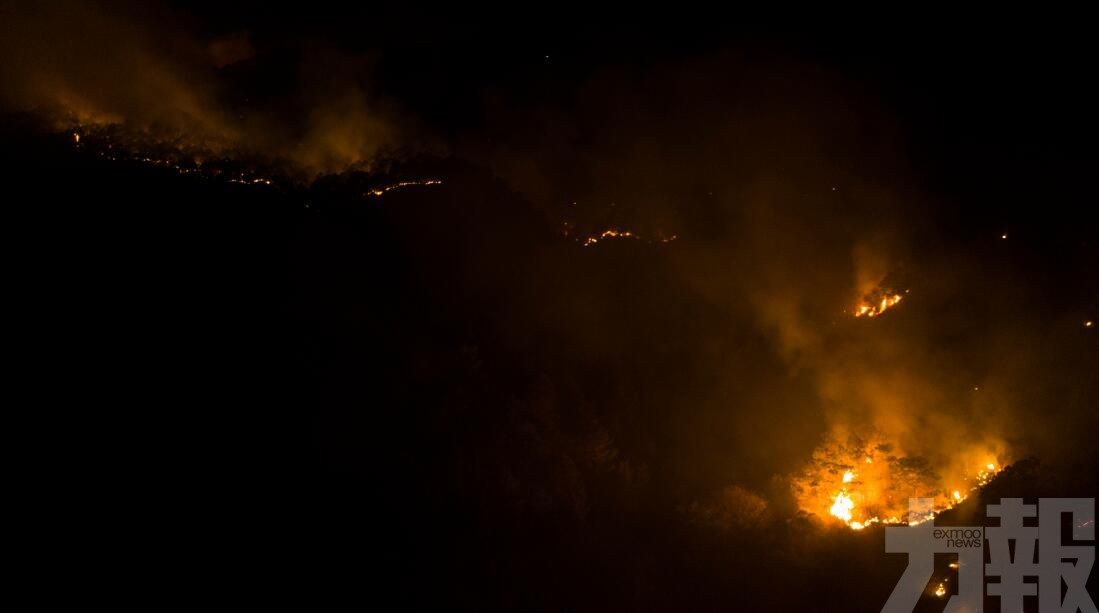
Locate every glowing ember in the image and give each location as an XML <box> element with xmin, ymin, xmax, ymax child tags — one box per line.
<box><xmin>934</xmin><ymin>583</ymin><xmax>947</xmax><ymax>598</ymax></box>
<box><xmin>842</xmin><ymin>470</ymin><xmax>856</xmax><ymax>483</ymax></box>
<box><xmin>365</xmin><ymin>179</ymin><xmax>443</xmax><ymax>197</ymax></box>
<box><xmin>228</xmin><ymin>177</ymin><xmax>273</xmax><ymax>186</ymax></box>
<box><xmin>579</xmin><ymin>229</ymin><xmax>677</xmax><ymax>247</ymax></box>
<box><xmin>583</xmin><ymin>229</ymin><xmax>637</xmax><ymax>246</ymax></box>
<box><xmin>64</xmin><ymin>123</ymin><xmax>279</xmax><ymax>187</ymax></box>
<box><xmin>1086</xmin><ymin>321</ymin><xmax>1094</xmax><ymax>328</ymax></box>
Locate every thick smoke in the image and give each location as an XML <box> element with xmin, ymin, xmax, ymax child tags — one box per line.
<box><xmin>3</xmin><ymin>4</ymin><xmax>1092</xmax><ymax>525</ymax></box>
<box><xmin>0</xmin><ymin>1</ymin><xmax>403</xmax><ymax>175</ymax></box>
<box><xmin>454</xmin><ymin>49</ymin><xmax>1049</xmax><ymax>520</ymax></box>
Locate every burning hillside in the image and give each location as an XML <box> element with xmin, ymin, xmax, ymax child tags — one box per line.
<box><xmin>791</xmin><ymin>430</ymin><xmax>1007</xmax><ymax>529</ymax></box>
<box><xmin>4</xmin><ymin>6</ymin><xmax>1097</xmax><ymax>610</ymax></box>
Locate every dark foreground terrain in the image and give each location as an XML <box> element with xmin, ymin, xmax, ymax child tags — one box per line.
<box><xmin>4</xmin><ymin>117</ymin><xmax>1097</xmax><ymax>611</ymax></box>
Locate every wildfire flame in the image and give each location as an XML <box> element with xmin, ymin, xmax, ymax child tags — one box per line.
<box><xmin>62</xmin><ymin>122</ymin><xmax>281</xmax><ymax>187</ymax></box>
<box><xmin>578</xmin><ymin>228</ymin><xmax>678</xmax><ymax>248</ymax></box>
<box><xmin>365</xmin><ymin>179</ymin><xmax>443</xmax><ymax>197</ymax></box>
<box><xmin>830</xmin><ymin>491</ymin><xmax>855</xmax><ymax>523</ymax></box>
<box><xmin>853</xmin><ymin>292</ymin><xmax>904</xmax><ymax>318</ymax></box>
<box><xmin>821</xmin><ymin>459</ymin><xmax>1003</xmax><ymax>530</ymax></box>
<box><xmin>583</xmin><ymin>229</ymin><xmax>637</xmax><ymax>246</ymax></box>
<box><xmin>796</xmin><ymin>432</ymin><xmax>1006</xmax><ymax>530</ymax></box>
<box><xmin>61</xmin><ymin>124</ymin><xmax>454</xmax><ymax>202</ymax></box>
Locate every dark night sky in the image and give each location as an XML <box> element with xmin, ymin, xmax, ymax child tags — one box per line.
<box><xmin>3</xmin><ymin>3</ymin><xmax>1096</xmax><ymax>611</ymax></box>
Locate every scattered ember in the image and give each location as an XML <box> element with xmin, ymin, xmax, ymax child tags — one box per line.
<box><xmin>364</xmin><ymin>179</ymin><xmax>443</xmax><ymax>197</ymax></box>
<box><xmin>579</xmin><ymin>228</ymin><xmax>677</xmax><ymax>247</ymax></box>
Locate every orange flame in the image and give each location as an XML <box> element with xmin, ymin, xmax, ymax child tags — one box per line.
<box><xmin>854</xmin><ymin>293</ymin><xmax>904</xmax><ymax>318</ymax></box>
<box><xmin>793</xmin><ymin>432</ymin><xmax>1006</xmax><ymax>530</ymax></box>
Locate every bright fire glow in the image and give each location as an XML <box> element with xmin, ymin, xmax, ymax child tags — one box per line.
<box><xmin>934</xmin><ymin>583</ymin><xmax>947</xmax><ymax>598</ymax></box>
<box><xmin>830</xmin><ymin>491</ymin><xmax>855</xmax><ymax>523</ymax></box>
<box><xmin>793</xmin><ymin>431</ymin><xmax>1007</xmax><ymax>530</ymax></box>
<box><xmin>854</xmin><ymin>293</ymin><xmax>904</xmax><ymax>318</ymax></box>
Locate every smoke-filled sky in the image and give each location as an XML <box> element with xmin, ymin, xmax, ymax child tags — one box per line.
<box><xmin>4</xmin><ymin>3</ymin><xmax>1096</xmax><ymax>610</ymax></box>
